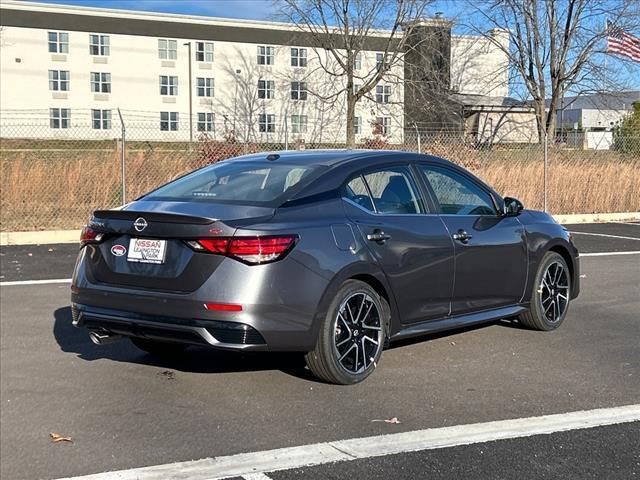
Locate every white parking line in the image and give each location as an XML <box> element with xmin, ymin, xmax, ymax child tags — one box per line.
<box><xmin>55</xmin><ymin>405</ymin><xmax>640</xmax><ymax>480</ymax></box>
<box><xmin>570</xmin><ymin>231</ymin><xmax>640</xmax><ymax>241</ymax></box>
<box><xmin>243</xmin><ymin>474</ymin><xmax>274</xmax><ymax>480</ymax></box>
<box><xmin>581</xmin><ymin>251</ymin><xmax>640</xmax><ymax>257</ymax></box>
<box><xmin>0</xmin><ymin>278</ymin><xmax>72</xmax><ymax>286</ymax></box>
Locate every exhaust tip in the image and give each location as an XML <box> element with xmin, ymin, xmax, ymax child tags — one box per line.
<box><xmin>89</xmin><ymin>330</ymin><xmax>122</xmax><ymax>345</ymax></box>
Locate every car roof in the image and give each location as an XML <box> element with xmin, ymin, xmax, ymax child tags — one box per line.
<box><xmin>230</xmin><ymin>149</ymin><xmax>450</xmax><ymax>167</ymax></box>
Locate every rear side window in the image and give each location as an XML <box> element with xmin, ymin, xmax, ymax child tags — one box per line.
<box><xmin>345</xmin><ymin>176</ymin><xmax>375</xmax><ymax>212</ymax></box>
<box><xmin>420</xmin><ymin>165</ymin><xmax>496</xmax><ymax>215</ymax></box>
<box><xmin>364</xmin><ymin>168</ymin><xmax>422</xmax><ymax>214</ymax></box>
<box><xmin>145</xmin><ymin>161</ymin><xmax>320</xmax><ymax>205</ymax></box>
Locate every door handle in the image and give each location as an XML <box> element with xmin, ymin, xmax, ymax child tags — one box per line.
<box><xmin>452</xmin><ymin>229</ymin><xmax>473</xmax><ymax>243</ymax></box>
<box><xmin>367</xmin><ymin>231</ymin><xmax>391</xmax><ymax>243</ymax></box>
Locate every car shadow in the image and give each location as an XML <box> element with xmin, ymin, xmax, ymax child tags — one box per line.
<box><xmin>53</xmin><ymin>306</ymin><xmax>315</xmax><ymax>381</ymax></box>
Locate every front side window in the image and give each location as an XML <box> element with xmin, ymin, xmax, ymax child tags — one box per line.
<box><xmin>91</xmin><ymin>72</ymin><xmax>111</xmax><ymax>93</ymax></box>
<box><xmin>197</xmin><ymin>77</ymin><xmax>214</xmax><ymax>97</ymax></box>
<box><xmin>48</xmin><ymin>31</ymin><xmax>68</xmax><ymax>53</ymax></box>
<box><xmin>92</xmin><ymin>109</ymin><xmax>111</xmax><ymax>130</ymax></box>
<box><xmin>50</xmin><ymin>108</ymin><xmax>70</xmax><ymax>129</ymax></box>
<box><xmin>160</xmin><ymin>75</ymin><xmax>178</xmax><ymax>95</ymax></box>
<box><xmin>420</xmin><ymin>166</ymin><xmax>496</xmax><ymax>215</ymax></box>
<box><xmin>196</xmin><ymin>41</ymin><xmax>214</xmax><ymax>62</ymax></box>
<box><xmin>158</xmin><ymin>39</ymin><xmax>177</xmax><ymax>59</ymax></box>
<box><xmin>197</xmin><ymin>112</ymin><xmax>215</xmax><ymax>132</ymax></box>
<box><xmin>290</xmin><ymin>81</ymin><xmax>307</xmax><ymax>101</ymax></box>
<box><xmin>291</xmin><ymin>47</ymin><xmax>307</xmax><ymax>67</ymax></box>
<box><xmin>89</xmin><ymin>34</ymin><xmax>110</xmax><ymax>56</ymax></box>
<box><xmin>291</xmin><ymin>115</ymin><xmax>307</xmax><ymax>133</ymax></box>
<box><xmin>257</xmin><ymin>45</ymin><xmax>275</xmax><ymax>65</ymax></box>
<box><xmin>363</xmin><ymin>167</ymin><xmax>422</xmax><ymax>214</ymax></box>
<box><xmin>375</xmin><ymin>85</ymin><xmax>391</xmax><ymax>104</ymax></box>
<box><xmin>160</xmin><ymin>111</ymin><xmax>178</xmax><ymax>131</ymax></box>
<box><xmin>48</xmin><ymin>70</ymin><xmax>69</xmax><ymax>91</ymax></box>
<box><xmin>257</xmin><ymin>79</ymin><xmax>275</xmax><ymax>99</ymax></box>
<box><xmin>259</xmin><ymin>114</ymin><xmax>275</xmax><ymax>133</ymax></box>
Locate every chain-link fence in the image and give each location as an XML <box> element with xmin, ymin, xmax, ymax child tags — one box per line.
<box><xmin>1</xmin><ymin>109</ymin><xmax>639</xmax><ymax>232</ymax></box>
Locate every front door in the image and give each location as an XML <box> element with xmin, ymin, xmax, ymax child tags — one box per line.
<box><xmin>417</xmin><ymin>164</ymin><xmax>528</xmax><ymax>315</ymax></box>
<box><xmin>343</xmin><ymin>165</ymin><xmax>454</xmax><ymax>324</ymax></box>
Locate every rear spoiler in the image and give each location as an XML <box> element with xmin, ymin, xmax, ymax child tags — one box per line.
<box><xmin>92</xmin><ymin>210</ymin><xmax>216</xmax><ymax>225</ymax></box>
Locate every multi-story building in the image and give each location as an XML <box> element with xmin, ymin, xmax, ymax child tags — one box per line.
<box><xmin>0</xmin><ymin>0</ymin><xmax>514</xmax><ymax>142</ymax></box>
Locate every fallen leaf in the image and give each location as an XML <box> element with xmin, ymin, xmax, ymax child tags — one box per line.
<box><xmin>50</xmin><ymin>432</ymin><xmax>73</xmax><ymax>443</ymax></box>
<box><xmin>450</xmin><ymin>341</ymin><xmax>456</xmax><ymax>346</ymax></box>
<box><xmin>48</xmin><ymin>248</ymin><xmax>54</xmax><ymax>252</ymax></box>
<box><xmin>27</xmin><ymin>253</ymin><xmax>33</xmax><ymax>257</ymax></box>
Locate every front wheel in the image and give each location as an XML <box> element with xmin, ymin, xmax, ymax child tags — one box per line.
<box><xmin>519</xmin><ymin>251</ymin><xmax>571</xmax><ymax>331</ymax></box>
<box><xmin>305</xmin><ymin>280</ymin><xmax>389</xmax><ymax>385</ymax></box>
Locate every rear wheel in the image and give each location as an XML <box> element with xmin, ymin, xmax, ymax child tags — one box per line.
<box><xmin>305</xmin><ymin>280</ymin><xmax>389</xmax><ymax>385</ymax></box>
<box><xmin>130</xmin><ymin>337</ymin><xmax>188</xmax><ymax>356</ymax></box>
<box><xmin>519</xmin><ymin>251</ymin><xmax>571</xmax><ymax>331</ymax></box>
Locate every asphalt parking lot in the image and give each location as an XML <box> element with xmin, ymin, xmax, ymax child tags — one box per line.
<box><xmin>1</xmin><ymin>222</ymin><xmax>639</xmax><ymax>480</ymax></box>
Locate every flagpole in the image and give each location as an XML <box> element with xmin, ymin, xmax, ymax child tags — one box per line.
<box><xmin>603</xmin><ymin>16</ymin><xmax>608</xmax><ymax>92</ymax></box>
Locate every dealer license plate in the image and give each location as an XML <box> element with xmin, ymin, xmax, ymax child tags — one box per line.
<box><xmin>127</xmin><ymin>238</ymin><xmax>167</xmax><ymax>264</ymax></box>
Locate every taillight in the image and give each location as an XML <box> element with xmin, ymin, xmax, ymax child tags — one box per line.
<box><xmin>187</xmin><ymin>235</ymin><xmax>297</xmax><ymax>265</ymax></box>
<box><xmin>80</xmin><ymin>226</ymin><xmax>104</xmax><ymax>247</ymax></box>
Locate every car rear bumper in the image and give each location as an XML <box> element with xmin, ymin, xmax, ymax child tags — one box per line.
<box><xmin>72</xmin><ymin>303</ymin><xmax>269</xmax><ymax>351</ymax></box>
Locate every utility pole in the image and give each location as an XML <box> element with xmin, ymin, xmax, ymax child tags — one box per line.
<box><xmin>184</xmin><ymin>42</ymin><xmax>193</xmax><ymax>143</ymax></box>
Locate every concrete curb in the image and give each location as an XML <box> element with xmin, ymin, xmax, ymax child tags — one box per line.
<box><xmin>1</xmin><ymin>212</ymin><xmax>638</xmax><ymax>245</ymax></box>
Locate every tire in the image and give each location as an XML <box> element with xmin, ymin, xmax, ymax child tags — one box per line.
<box><xmin>130</xmin><ymin>337</ymin><xmax>188</xmax><ymax>356</ymax></box>
<box><xmin>305</xmin><ymin>280</ymin><xmax>390</xmax><ymax>385</ymax></box>
<box><xmin>519</xmin><ymin>251</ymin><xmax>572</xmax><ymax>331</ymax></box>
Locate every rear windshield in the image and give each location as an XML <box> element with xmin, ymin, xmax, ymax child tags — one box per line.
<box><xmin>144</xmin><ymin>161</ymin><xmax>323</xmax><ymax>205</ymax></box>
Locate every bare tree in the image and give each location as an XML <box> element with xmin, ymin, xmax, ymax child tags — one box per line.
<box><xmin>467</xmin><ymin>0</ymin><xmax>640</xmax><ymax>142</ymax></box>
<box><xmin>277</xmin><ymin>0</ymin><xmax>431</xmax><ymax>147</ymax></box>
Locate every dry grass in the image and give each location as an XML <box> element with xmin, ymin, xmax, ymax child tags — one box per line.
<box><xmin>1</xmin><ymin>142</ymin><xmax>639</xmax><ymax>231</ymax></box>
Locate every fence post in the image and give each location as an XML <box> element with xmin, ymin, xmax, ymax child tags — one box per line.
<box><xmin>543</xmin><ymin>130</ymin><xmax>548</xmax><ymax>213</ymax></box>
<box><xmin>117</xmin><ymin>108</ymin><xmax>126</xmax><ymax>205</ymax></box>
<box><xmin>413</xmin><ymin>122</ymin><xmax>421</xmax><ymax>153</ymax></box>
<box><xmin>284</xmin><ymin>116</ymin><xmax>289</xmax><ymax>150</ymax></box>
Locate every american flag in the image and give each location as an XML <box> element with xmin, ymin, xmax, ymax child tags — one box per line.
<box><xmin>607</xmin><ymin>21</ymin><xmax>640</xmax><ymax>63</ymax></box>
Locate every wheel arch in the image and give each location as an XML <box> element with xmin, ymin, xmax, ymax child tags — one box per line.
<box><xmin>544</xmin><ymin>241</ymin><xmax>579</xmax><ymax>298</ymax></box>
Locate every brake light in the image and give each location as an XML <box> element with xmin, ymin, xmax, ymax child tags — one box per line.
<box><xmin>80</xmin><ymin>226</ymin><xmax>104</xmax><ymax>246</ymax></box>
<box><xmin>189</xmin><ymin>235</ymin><xmax>297</xmax><ymax>265</ymax></box>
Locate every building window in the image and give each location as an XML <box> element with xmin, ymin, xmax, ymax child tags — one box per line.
<box><xmin>291</xmin><ymin>115</ymin><xmax>307</xmax><ymax>134</ymax></box>
<box><xmin>197</xmin><ymin>112</ymin><xmax>215</xmax><ymax>132</ymax></box>
<box><xmin>158</xmin><ymin>39</ymin><xmax>177</xmax><ymax>60</ymax></box>
<box><xmin>290</xmin><ymin>81</ymin><xmax>307</xmax><ymax>101</ymax></box>
<box><xmin>374</xmin><ymin>117</ymin><xmax>390</xmax><ymax>136</ymax></box>
<box><xmin>291</xmin><ymin>47</ymin><xmax>307</xmax><ymax>67</ymax></box>
<box><xmin>375</xmin><ymin>85</ymin><xmax>391</xmax><ymax>104</ymax></box>
<box><xmin>353</xmin><ymin>83</ymin><xmax>361</xmax><ymax>95</ymax></box>
<box><xmin>48</xmin><ymin>70</ymin><xmax>69</xmax><ymax>91</ymax></box>
<box><xmin>92</xmin><ymin>109</ymin><xmax>111</xmax><ymax>129</ymax></box>
<box><xmin>257</xmin><ymin>45</ymin><xmax>275</xmax><ymax>65</ymax></box>
<box><xmin>258</xmin><ymin>79</ymin><xmax>275</xmax><ymax>99</ymax></box>
<box><xmin>160</xmin><ymin>75</ymin><xmax>178</xmax><ymax>95</ymax></box>
<box><xmin>48</xmin><ymin>31</ymin><xmax>68</xmax><ymax>53</ymax></box>
<box><xmin>50</xmin><ymin>108</ymin><xmax>70</xmax><ymax>129</ymax></box>
<box><xmin>259</xmin><ymin>114</ymin><xmax>275</xmax><ymax>133</ymax></box>
<box><xmin>90</xmin><ymin>72</ymin><xmax>111</xmax><ymax>93</ymax></box>
<box><xmin>196</xmin><ymin>41</ymin><xmax>214</xmax><ymax>62</ymax></box>
<box><xmin>160</xmin><ymin>112</ymin><xmax>178</xmax><ymax>131</ymax></box>
<box><xmin>376</xmin><ymin>52</ymin><xmax>389</xmax><ymax>71</ymax></box>
<box><xmin>353</xmin><ymin>116</ymin><xmax>361</xmax><ymax>134</ymax></box>
<box><xmin>354</xmin><ymin>52</ymin><xmax>362</xmax><ymax>70</ymax></box>
<box><xmin>196</xmin><ymin>77</ymin><xmax>214</xmax><ymax>97</ymax></box>
<box><xmin>89</xmin><ymin>34</ymin><xmax>109</xmax><ymax>56</ymax></box>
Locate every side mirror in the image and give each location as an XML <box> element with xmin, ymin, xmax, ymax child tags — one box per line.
<box><xmin>503</xmin><ymin>197</ymin><xmax>524</xmax><ymax>216</ymax></box>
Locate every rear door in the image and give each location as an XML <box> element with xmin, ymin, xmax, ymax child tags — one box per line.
<box><xmin>343</xmin><ymin>165</ymin><xmax>454</xmax><ymax>324</ymax></box>
<box><xmin>417</xmin><ymin>163</ymin><xmax>528</xmax><ymax>315</ymax></box>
